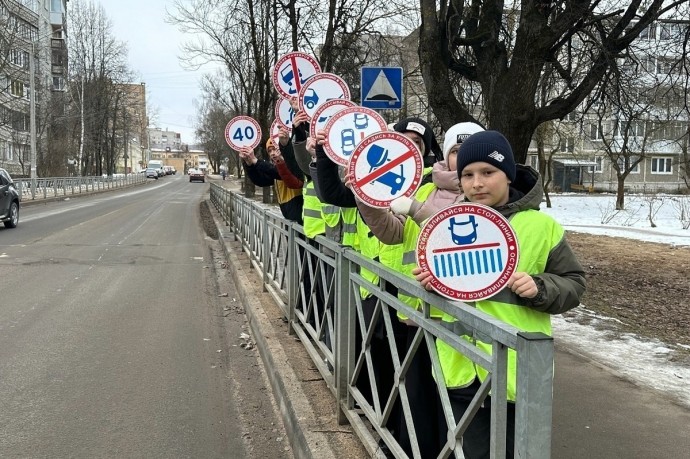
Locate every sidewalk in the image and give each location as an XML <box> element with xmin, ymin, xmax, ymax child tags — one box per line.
<box><xmin>209</xmin><ymin>175</ymin><xmax>690</xmax><ymax>458</ymax></box>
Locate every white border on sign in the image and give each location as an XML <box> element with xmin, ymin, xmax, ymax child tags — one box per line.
<box><xmin>297</xmin><ymin>73</ymin><xmax>351</xmax><ymax>119</ymax></box>
<box><xmin>417</xmin><ymin>204</ymin><xmax>519</xmax><ymax>302</ymax></box>
<box><xmin>272</xmin><ymin>52</ymin><xmax>321</xmax><ymax>99</ymax></box>
<box><xmin>225</xmin><ymin>116</ymin><xmax>262</xmax><ymax>151</ymax></box>
<box><xmin>347</xmin><ymin>131</ymin><xmax>423</xmax><ymax>208</ymax></box>
<box><xmin>309</xmin><ymin>99</ymin><xmax>356</xmax><ymax>139</ymax></box>
<box><xmin>322</xmin><ymin>106</ymin><xmax>387</xmax><ymax>166</ymax></box>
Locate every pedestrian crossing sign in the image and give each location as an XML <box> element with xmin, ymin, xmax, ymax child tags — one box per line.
<box><xmin>360</xmin><ymin>67</ymin><xmax>403</xmax><ymax>110</ymax></box>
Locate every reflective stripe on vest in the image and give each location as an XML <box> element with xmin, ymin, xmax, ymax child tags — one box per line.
<box><xmin>356</xmin><ymin>214</ymin><xmax>381</xmax><ymax>299</ymax></box>
<box><xmin>302</xmin><ymin>181</ymin><xmax>326</xmax><ymax>238</ymax></box>
<box><xmin>437</xmin><ymin>209</ymin><xmax>559</xmax><ymax>397</ymax></box>
<box><xmin>340</xmin><ymin>207</ymin><xmax>358</xmax><ymax>249</ymax></box>
<box><xmin>321</xmin><ymin>205</ymin><xmax>341</xmax><ymax>228</ymax></box>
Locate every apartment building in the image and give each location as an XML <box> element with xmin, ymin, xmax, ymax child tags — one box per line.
<box><xmin>0</xmin><ymin>0</ymin><xmax>68</xmax><ymax>177</ymax></box>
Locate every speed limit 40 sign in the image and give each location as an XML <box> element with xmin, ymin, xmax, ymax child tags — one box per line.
<box><xmin>225</xmin><ymin>116</ymin><xmax>262</xmax><ymax>150</ymax></box>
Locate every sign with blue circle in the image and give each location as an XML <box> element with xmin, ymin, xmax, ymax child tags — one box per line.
<box><xmin>417</xmin><ymin>204</ymin><xmax>519</xmax><ymax>301</ymax></box>
<box><xmin>360</xmin><ymin>67</ymin><xmax>403</xmax><ymax>110</ymax></box>
<box><xmin>323</xmin><ymin>106</ymin><xmax>387</xmax><ymax>166</ymax></box>
<box><xmin>224</xmin><ymin>116</ymin><xmax>262</xmax><ymax>150</ymax></box>
<box><xmin>297</xmin><ymin>73</ymin><xmax>350</xmax><ymax>121</ymax></box>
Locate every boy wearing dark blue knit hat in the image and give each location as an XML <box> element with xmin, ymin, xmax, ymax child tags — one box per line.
<box><xmin>415</xmin><ymin>129</ymin><xmax>586</xmax><ymax>458</ymax></box>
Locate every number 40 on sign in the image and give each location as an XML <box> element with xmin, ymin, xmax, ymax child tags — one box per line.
<box><xmin>225</xmin><ymin>116</ymin><xmax>262</xmax><ymax>150</ymax></box>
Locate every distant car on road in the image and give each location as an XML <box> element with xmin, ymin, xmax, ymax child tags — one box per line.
<box><xmin>145</xmin><ymin>168</ymin><xmax>158</xmax><ymax>179</ymax></box>
<box><xmin>0</xmin><ymin>168</ymin><xmax>19</xmax><ymax>228</ymax></box>
<box><xmin>189</xmin><ymin>168</ymin><xmax>205</xmax><ymax>183</ymax></box>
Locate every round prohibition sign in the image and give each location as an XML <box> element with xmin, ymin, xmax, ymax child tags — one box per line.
<box><xmin>225</xmin><ymin>116</ymin><xmax>262</xmax><ymax>150</ymax></box>
<box><xmin>323</xmin><ymin>106</ymin><xmax>387</xmax><ymax>166</ymax></box>
<box><xmin>297</xmin><ymin>73</ymin><xmax>351</xmax><ymax>120</ymax></box>
<box><xmin>347</xmin><ymin>131</ymin><xmax>423</xmax><ymax>208</ymax></box>
<box><xmin>270</xmin><ymin>119</ymin><xmax>290</xmax><ymax>146</ymax></box>
<box><xmin>309</xmin><ymin>99</ymin><xmax>356</xmax><ymax>138</ymax></box>
<box><xmin>272</xmin><ymin>52</ymin><xmax>321</xmax><ymax>99</ymax></box>
<box><xmin>416</xmin><ymin>204</ymin><xmax>520</xmax><ymax>302</ymax></box>
<box><xmin>274</xmin><ymin>98</ymin><xmax>296</xmax><ymax>130</ymax></box>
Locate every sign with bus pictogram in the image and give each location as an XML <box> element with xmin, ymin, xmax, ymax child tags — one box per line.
<box><xmin>272</xmin><ymin>52</ymin><xmax>321</xmax><ymax>99</ymax></box>
<box><xmin>275</xmin><ymin>98</ymin><xmax>296</xmax><ymax>130</ymax></box>
<box><xmin>347</xmin><ymin>131</ymin><xmax>423</xmax><ymax>208</ymax></box>
<box><xmin>417</xmin><ymin>204</ymin><xmax>520</xmax><ymax>302</ymax></box>
<box><xmin>323</xmin><ymin>106</ymin><xmax>387</xmax><ymax>166</ymax></box>
<box><xmin>225</xmin><ymin>116</ymin><xmax>262</xmax><ymax>150</ymax></box>
<box><xmin>309</xmin><ymin>99</ymin><xmax>356</xmax><ymax>138</ymax></box>
<box><xmin>297</xmin><ymin>73</ymin><xmax>350</xmax><ymax>120</ymax></box>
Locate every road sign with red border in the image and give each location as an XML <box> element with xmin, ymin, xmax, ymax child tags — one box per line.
<box><xmin>323</xmin><ymin>106</ymin><xmax>387</xmax><ymax>166</ymax></box>
<box><xmin>270</xmin><ymin>119</ymin><xmax>291</xmax><ymax>147</ymax></box>
<box><xmin>347</xmin><ymin>131</ymin><xmax>423</xmax><ymax>208</ymax></box>
<box><xmin>297</xmin><ymin>73</ymin><xmax>350</xmax><ymax>120</ymax></box>
<box><xmin>274</xmin><ymin>98</ymin><xmax>296</xmax><ymax>129</ymax></box>
<box><xmin>309</xmin><ymin>99</ymin><xmax>356</xmax><ymax>138</ymax></box>
<box><xmin>417</xmin><ymin>204</ymin><xmax>520</xmax><ymax>301</ymax></box>
<box><xmin>272</xmin><ymin>52</ymin><xmax>321</xmax><ymax>99</ymax></box>
<box><xmin>225</xmin><ymin>116</ymin><xmax>262</xmax><ymax>150</ymax></box>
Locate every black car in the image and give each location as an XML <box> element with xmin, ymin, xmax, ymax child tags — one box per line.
<box><xmin>0</xmin><ymin>168</ymin><xmax>19</xmax><ymax>228</ymax></box>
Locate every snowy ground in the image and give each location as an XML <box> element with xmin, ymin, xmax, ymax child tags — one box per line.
<box><xmin>542</xmin><ymin>193</ymin><xmax>690</xmax><ymax>408</ymax></box>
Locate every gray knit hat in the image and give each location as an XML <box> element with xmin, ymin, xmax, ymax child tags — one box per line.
<box><xmin>456</xmin><ymin>130</ymin><xmax>516</xmax><ymax>182</ymax></box>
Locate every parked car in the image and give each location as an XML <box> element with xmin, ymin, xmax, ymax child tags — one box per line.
<box><xmin>145</xmin><ymin>168</ymin><xmax>159</xmax><ymax>179</ymax></box>
<box><xmin>189</xmin><ymin>168</ymin><xmax>205</xmax><ymax>183</ymax></box>
<box><xmin>0</xmin><ymin>168</ymin><xmax>19</xmax><ymax>228</ymax></box>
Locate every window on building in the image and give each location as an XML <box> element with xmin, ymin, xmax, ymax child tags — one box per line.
<box><xmin>10</xmin><ymin>49</ymin><xmax>29</xmax><ymax>69</ymax></box>
<box><xmin>52</xmin><ymin>76</ymin><xmax>65</xmax><ymax>91</ymax></box>
<box><xmin>639</xmin><ymin>22</ymin><xmax>657</xmax><ymax>40</ymax></box>
<box><xmin>560</xmin><ymin>137</ymin><xmax>575</xmax><ymax>153</ymax></box>
<box><xmin>10</xmin><ymin>80</ymin><xmax>25</xmax><ymax>98</ymax></box>
<box><xmin>617</xmin><ymin>156</ymin><xmax>641</xmax><ymax>173</ymax></box>
<box><xmin>589</xmin><ymin>123</ymin><xmax>602</xmax><ymax>140</ymax></box>
<box><xmin>626</xmin><ymin>120</ymin><xmax>645</xmax><ymax>137</ymax></box>
<box><xmin>51</xmin><ymin>0</ymin><xmax>62</xmax><ymax>13</ymax></box>
<box><xmin>651</xmin><ymin>157</ymin><xmax>673</xmax><ymax>174</ymax></box>
<box><xmin>660</xmin><ymin>22</ymin><xmax>681</xmax><ymax>41</ymax></box>
<box><xmin>528</xmin><ymin>155</ymin><xmax>539</xmax><ymax>170</ymax></box>
<box><xmin>594</xmin><ymin>156</ymin><xmax>603</xmax><ymax>173</ymax></box>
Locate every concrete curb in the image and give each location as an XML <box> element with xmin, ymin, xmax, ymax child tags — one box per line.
<box><xmin>213</xmin><ymin>215</ymin><xmax>342</xmax><ymax>459</ymax></box>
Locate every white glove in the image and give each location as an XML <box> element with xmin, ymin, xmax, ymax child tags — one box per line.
<box><xmin>390</xmin><ymin>196</ymin><xmax>414</xmax><ymax>215</ymax></box>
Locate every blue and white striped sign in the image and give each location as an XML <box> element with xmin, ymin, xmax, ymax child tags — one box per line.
<box><xmin>417</xmin><ymin>204</ymin><xmax>519</xmax><ymax>301</ymax></box>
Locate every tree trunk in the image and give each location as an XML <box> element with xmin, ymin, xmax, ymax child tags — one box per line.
<box><xmin>616</xmin><ymin>178</ymin><xmax>626</xmax><ymax>210</ymax></box>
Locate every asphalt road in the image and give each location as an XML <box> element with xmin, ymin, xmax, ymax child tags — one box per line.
<box><xmin>0</xmin><ymin>177</ymin><xmax>287</xmax><ymax>458</ymax></box>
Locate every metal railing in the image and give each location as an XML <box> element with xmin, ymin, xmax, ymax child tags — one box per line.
<box><xmin>210</xmin><ymin>183</ymin><xmax>554</xmax><ymax>459</ymax></box>
<box><xmin>15</xmin><ymin>174</ymin><xmax>147</xmax><ymax>201</ymax></box>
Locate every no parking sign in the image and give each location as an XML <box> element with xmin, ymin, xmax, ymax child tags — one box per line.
<box><xmin>347</xmin><ymin>131</ymin><xmax>423</xmax><ymax>208</ymax></box>
<box><xmin>297</xmin><ymin>73</ymin><xmax>350</xmax><ymax>120</ymax></box>
<box><xmin>225</xmin><ymin>116</ymin><xmax>262</xmax><ymax>150</ymax></box>
<box><xmin>272</xmin><ymin>52</ymin><xmax>321</xmax><ymax>99</ymax></box>
<box><xmin>417</xmin><ymin>204</ymin><xmax>519</xmax><ymax>301</ymax></box>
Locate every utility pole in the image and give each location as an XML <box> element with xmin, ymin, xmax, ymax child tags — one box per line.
<box><xmin>29</xmin><ymin>42</ymin><xmax>37</xmax><ymax>182</ymax></box>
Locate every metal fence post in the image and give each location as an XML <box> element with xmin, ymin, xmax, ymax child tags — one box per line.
<box><xmin>262</xmin><ymin>210</ymin><xmax>269</xmax><ymax>291</ymax></box>
<box><xmin>287</xmin><ymin>223</ymin><xmax>297</xmax><ymax>336</ymax></box>
<box><xmin>335</xmin><ymin>249</ymin><xmax>353</xmax><ymax>424</ymax></box>
<box><xmin>515</xmin><ymin>332</ymin><xmax>554</xmax><ymax>459</ymax></box>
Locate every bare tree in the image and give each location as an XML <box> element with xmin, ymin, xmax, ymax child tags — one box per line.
<box><xmin>68</xmin><ymin>0</ymin><xmax>132</xmax><ymax>176</ymax></box>
<box><xmin>418</xmin><ymin>0</ymin><xmax>690</xmax><ymax>163</ymax></box>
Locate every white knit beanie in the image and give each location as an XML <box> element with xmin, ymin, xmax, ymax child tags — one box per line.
<box><xmin>442</xmin><ymin>122</ymin><xmax>484</xmax><ymax>163</ymax></box>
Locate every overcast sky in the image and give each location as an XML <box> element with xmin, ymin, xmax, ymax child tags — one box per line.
<box><xmin>103</xmin><ymin>0</ymin><xmax>218</xmax><ymax>144</ymax></box>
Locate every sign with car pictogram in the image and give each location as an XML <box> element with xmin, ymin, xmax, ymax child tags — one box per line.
<box><xmin>416</xmin><ymin>204</ymin><xmax>520</xmax><ymax>302</ymax></box>
<box><xmin>275</xmin><ymin>98</ymin><xmax>296</xmax><ymax>130</ymax></box>
<box><xmin>297</xmin><ymin>73</ymin><xmax>350</xmax><ymax>121</ymax></box>
<box><xmin>272</xmin><ymin>52</ymin><xmax>321</xmax><ymax>99</ymax></box>
<box><xmin>225</xmin><ymin>116</ymin><xmax>262</xmax><ymax>150</ymax></box>
<box><xmin>309</xmin><ymin>99</ymin><xmax>356</xmax><ymax>138</ymax></box>
<box><xmin>323</xmin><ymin>106</ymin><xmax>387</xmax><ymax>166</ymax></box>
<box><xmin>347</xmin><ymin>131</ymin><xmax>423</xmax><ymax>208</ymax></box>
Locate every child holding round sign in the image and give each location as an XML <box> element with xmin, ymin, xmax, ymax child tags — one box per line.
<box><xmin>414</xmin><ymin>130</ymin><xmax>586</xmax><ymax>459</ymax></box>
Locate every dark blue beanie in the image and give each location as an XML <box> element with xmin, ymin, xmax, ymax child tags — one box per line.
<box><xmin>456</xmin><ymin>130</ymin><xmax>516</xmax><ymax>182</ymax></box>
